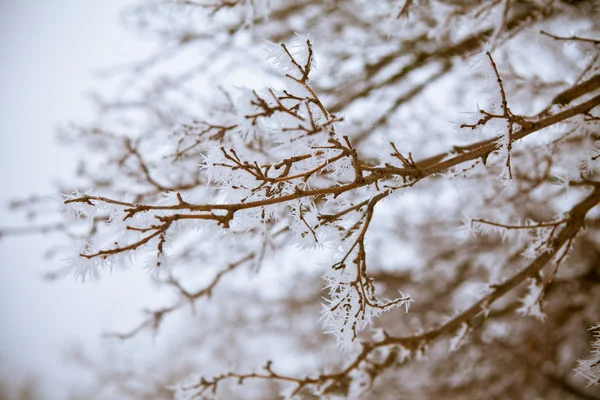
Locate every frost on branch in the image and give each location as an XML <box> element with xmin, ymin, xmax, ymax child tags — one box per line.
<box><xmin>515</xmin><ymin>276</ymin><xmax>546</xmax><ymax>322</ymax></box>
<box><xmin>576</xmin><ymin>324</ymin><xmax>600</xmax><ymax>387</ymax></box>
<box><xmin>321</xmin><ymin>257</ymin><xmax>412</xmax><ymax>351</ymax></box>
<box><xmin>57</xmin><ymin>38</ymin><xmax>415</xmax><ymax>357</ymax></box>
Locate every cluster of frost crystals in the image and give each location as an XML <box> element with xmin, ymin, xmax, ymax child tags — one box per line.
<box><xmin>288</xmin><ymin>201</ymin><xmax>321</xmax><ymax>249</ymax></box>
<box><xmin>59</xmin><ymin>189</ymin><xmax>194</xmax><ymax>282</ymax></box>
<box><xmin>60</xmin><ymin>190</ymin><xmax>96</xmax><ymax>229</ymax></box>
<box><xmin>320</xmin><ymin>266</ymin><xmax>363</xmax><ymax>352</ymax></box>
<box><xmin>266</xmin><ymin>33</ymin><xmax>314</xmax><ymax>80</ymax></box>
<box><xmin>59</xmin><ymin>191</ymin><xmax>130</xmax><ymax>280</ymax></box>
<box><xmin>61</xmin><ymin>242</ymin><xmax>102</xmax><ymax>282</ymax></box>
<box><xmin>575</xmin><ymin>324</ymin><xmax>600</xmax><ymax>387</ymax></box>
<box><xmin>320</xmin><ymin>262</ymin><xmax>412</xmax><ymax>353</ymax></box>
<box><xmin>60</xmin><ymin>241</ymin><xmax>124</xmax><ymax>282</ymax></box>
<box><xmin>516</xmin><ymin>277</ymin><xmax>546</xmax><ymax>322</ymax></box>
<box><xmin>521</xmin><ymin>225</ymin><xmax>556</xmax><ymax>261</ymax></box>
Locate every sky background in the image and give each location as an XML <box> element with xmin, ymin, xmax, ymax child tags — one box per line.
<box><xmin>0</xmin><ymin>1</ymin><xmax>158</xmax><ymax>397</ymax></box>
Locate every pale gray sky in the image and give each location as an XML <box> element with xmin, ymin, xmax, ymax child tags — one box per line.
<box><xmin>0</xmin><ymin>1</ymin><xmax>157</xmax><ymax>397</ymax></box>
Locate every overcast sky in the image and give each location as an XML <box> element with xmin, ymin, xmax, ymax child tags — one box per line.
<box><xmin>0</xmin><ymin>1</ymin><xmax>158</xmax><ymax>397</ymax></box>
